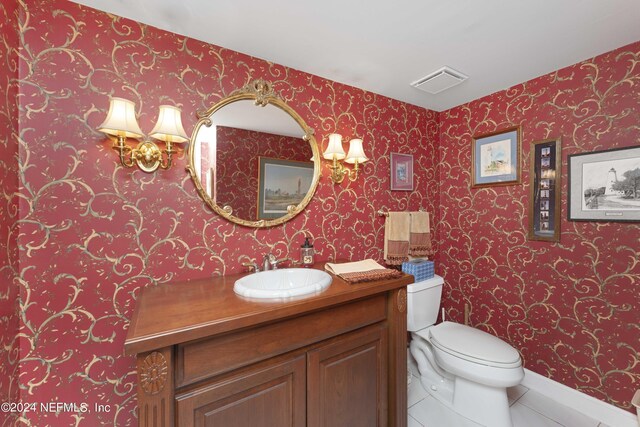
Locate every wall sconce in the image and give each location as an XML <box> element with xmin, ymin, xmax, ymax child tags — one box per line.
<box><xmin>323</xmin><ymin>133</ymin><xmax>369</xmax><ymax>183</ymax></box>
<box><xmin>98</xmin><ymin>97</ymin><xmax>189</xmax><ymax>172</ymax></box>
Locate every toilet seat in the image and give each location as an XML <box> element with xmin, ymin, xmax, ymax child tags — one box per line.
<box><xmin>416</xmin><ymin>321</ymin><xmax>521</xmax><ymax>368</ymax></box>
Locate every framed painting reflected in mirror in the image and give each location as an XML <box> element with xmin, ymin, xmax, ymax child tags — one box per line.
<box><xmin>257</xmin><ymin>157</ymin><xmax>314</xmax><ymax>220</ymax></box>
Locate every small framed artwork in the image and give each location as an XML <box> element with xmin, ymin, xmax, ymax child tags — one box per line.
<box><xmin>528</xmin><ymin>138</ymin><xmax>561</xmax><ymax>241</ymax></box>
<box><xmin>257</xmin><ymin>157</ymin><xmax>314</xmax><ymax>220</ymax></box>
<box><xmin>568</xmin><ymin>145</ymin><xmax>640</xmax><ymax>222</ymax></box>
<box><xmin>390</xmin><ymin>152</ymin><xmax>414</xmax><ymax>191</ymax></box>
<box><xmin>471</xmin><ymin>126</ymin><xmax>521</xmax><ymax>188</ymax></box>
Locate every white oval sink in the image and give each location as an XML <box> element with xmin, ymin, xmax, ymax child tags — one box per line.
<box><xmin>234</xmin><ymin>268</ymin><xmax>332</xmax><ymax>299</ymax></box>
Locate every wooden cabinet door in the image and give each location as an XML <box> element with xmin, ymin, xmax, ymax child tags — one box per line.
<box><xmin>307</xmin><ymin>325</ymin><xmax>388</xmax><ymax>427</ymax></box>
<box><xmin>175</xmin><ymin>354</ymin><xmax>305</xmax><ymax>427</ymax></box>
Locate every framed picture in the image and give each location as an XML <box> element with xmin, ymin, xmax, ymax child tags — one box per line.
<box><xmin>390</xmin><ymin>152</ymin><xmax>414</xmax><ymax>191</ymax></box>
<box><xmin>568</xmin><ymin>145</ymin><xmax>640</xmax><ymax>222</ymax></box>
<box><xmin>257</xmin><ymin>157</ymin><xmax>314</xmax><ymax>220</ymax></box>
<box><xmin>471</xmin><ymin>126</ymin><xmax>521</xmax><ymax>188</ymax></box>
<box><xmin>528</xmin><ymin>138</ymin><xmax>561</xmax><ymax>242</ymax></box>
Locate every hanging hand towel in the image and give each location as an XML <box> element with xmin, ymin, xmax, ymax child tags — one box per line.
<box><xmin>384</xmin><ymin>212</ymin><xmax>410</xmax><ymax>265</ymax></box>
<box><xmin>409</xmin><ymin>211</ymin><xmax>433</xmax><ymax>258</ymax></box>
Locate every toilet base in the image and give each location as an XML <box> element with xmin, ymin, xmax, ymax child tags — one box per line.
<box><xmin>416</xmin><ymin>365</ymin><xmax>514</xmax><ymax>427</ymax></box>
<box><xmin>417</xmin><ymin>371</ymin><xmax>454</xmax><ymax>409</ymax></box>
<box><xmin>453</xmin><ymin>376</ymin><xmax>513</xmax><ymax>427</ymax></box>
<box><xmin>410</xmin><ymin>336</ymin><xmax>454</xmax><ymax>405</ymax></box>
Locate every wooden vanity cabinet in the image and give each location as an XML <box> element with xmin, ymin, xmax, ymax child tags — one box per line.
<box><xmin>125</xmin><ymin>264</ymin><xmax>411</xmax><ymax>427</ymax></box>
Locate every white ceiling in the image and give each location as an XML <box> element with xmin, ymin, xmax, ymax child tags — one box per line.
<box><xmin>70</xmin><ymin>0</ymin><xmax>640</xmax><ymax>112</ymax></box>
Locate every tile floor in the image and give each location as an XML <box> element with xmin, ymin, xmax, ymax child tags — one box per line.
<box><xmin>407</xmin><ymin>354</ymin><xmax>609</xmax><ymax>427</ymax></box>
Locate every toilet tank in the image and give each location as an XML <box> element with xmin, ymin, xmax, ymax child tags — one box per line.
<box><xmin>406</xmin><ymin>275</ymin><xmax>444</xmax><ymax>332</ymax></box>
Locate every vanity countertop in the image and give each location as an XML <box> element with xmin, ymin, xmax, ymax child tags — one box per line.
<box><xmin>125</xmin><ymin>261</ymin><xmax>412</xmax><ymax>354</ymax></box>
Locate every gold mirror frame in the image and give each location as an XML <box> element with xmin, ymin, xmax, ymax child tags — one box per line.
<box><xmin>187</xmin><ymin>79</ymin><xmax>321</xmax><ymax>228</ymax></box>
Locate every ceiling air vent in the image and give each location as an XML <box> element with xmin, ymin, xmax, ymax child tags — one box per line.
<box><xmin>410</xmin><ymin>66</ymin><xmax>468</xmax><ymax>94</ymax></box>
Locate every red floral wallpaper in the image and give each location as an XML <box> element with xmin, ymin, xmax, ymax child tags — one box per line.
<box><xmin>5</xmin><ymin>0</ymin><xmax>438</xmax><ymax>424</ymax></box>
<box><xmin>2</xmin><ymin>0</ymin><xmax>637</xmax><ymax>424</ymax></box>
<box><xmin>215</xmin><ymin>126</ymin><xmax>311</xmax><ymax>220</ymax></box>
<box><xmin>0</xmin><ymin>0</ymin><xmax>20</xmax><ymax>420</ymax></box>
<box><xmin>439</xmin><ymin>41</ymin><xmax>640</xmax><ymax>412</ymax></box>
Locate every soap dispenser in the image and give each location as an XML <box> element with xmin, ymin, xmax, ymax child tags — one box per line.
<box><xmin>301</xmin><ymin>237</ymin><xmax>314</xmax><ymax>267</ymax></box>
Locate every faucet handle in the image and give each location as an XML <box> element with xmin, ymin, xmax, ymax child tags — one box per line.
<box><xmin>270</xmin><ymin>257</ymin><xmax>290</xmax><ymax>269</ymax></box>
<box><xmin>242</xmin><ymin>261</ymin><xmax>260</xmax><ymax>272</ymax></box>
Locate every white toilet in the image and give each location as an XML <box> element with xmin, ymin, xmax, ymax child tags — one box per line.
<box><xmin>407</xmin><ymin>275</ymin><xmax>524</xmax><ymax>427</ymax></box>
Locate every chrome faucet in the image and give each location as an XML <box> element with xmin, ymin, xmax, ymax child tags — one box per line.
<box><xmin>264</xmin><ymin>253</ymin><xmax>290</xmax><ymax>270</ymax></box>
<box><xmin>262</xmin><ymin>254</ymin><xmax>272</xmax><ymax>271</ymax></box>
<box><xmin>243</xmin><ymin>253</ymin><xmax>289</xmax><ymax>272</ymax></box>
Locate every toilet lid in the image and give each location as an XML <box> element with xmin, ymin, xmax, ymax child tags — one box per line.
<box><xmin>428</xmin><ymin>322</ymin><xmax>521</xmax><ymax>367</ymax></box>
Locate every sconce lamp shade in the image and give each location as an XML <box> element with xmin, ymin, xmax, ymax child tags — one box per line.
<box><xmin>323</xmin><ymin>133</ymin><xmax>346</xmax><ymax>160</ymax></box>
<box><xmin>344</xmin><ymin>138</ymin><xmax>368</xmax><ymax>164</ymax></box>
<box><xmin>98</xmin><ymin>97</ymin><xmax>144</xmax><ymax>138</ymax></box>
<box><xmin>149</xmin><ymin>105</ymin><xmax>189</xmax><ymax>143</ymax></box>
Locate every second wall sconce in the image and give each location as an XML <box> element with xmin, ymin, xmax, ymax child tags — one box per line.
<box><xmin>98</xmin><ymin>97</ymin><xmax>189</xmax><ymax>172</ymax></box>
<box><xmin>323</xmin><ymin>133</ymin><xmax>369</xmax><ymax>184</ymax></box>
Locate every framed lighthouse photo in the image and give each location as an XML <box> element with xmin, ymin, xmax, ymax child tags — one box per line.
<box><xmin>471</xmin><ymin>126</ymin><xmax>521</xmax><ymax>188</ymax></box>
<box><xmin>568</xmin><ymin>145</ymin><xmax>640</xmax><ymax>222</ymax></box>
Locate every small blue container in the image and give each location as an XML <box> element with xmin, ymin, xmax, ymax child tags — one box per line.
<box><xmin>401</xmin><ymin>259</ymin><xmax>434</xmax><ymax>282</ymax></box>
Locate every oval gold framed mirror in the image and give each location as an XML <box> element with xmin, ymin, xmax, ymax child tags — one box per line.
<box><xmin>187</xmin><ymin>79</ymin><xmax>321</xmax><ymax>228</ymax></box>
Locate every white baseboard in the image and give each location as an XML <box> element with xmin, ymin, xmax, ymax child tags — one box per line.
<box><xmin>522</xmin><ymin>368</ymin><xmax>638</xmax><ymax>427</ymax></box>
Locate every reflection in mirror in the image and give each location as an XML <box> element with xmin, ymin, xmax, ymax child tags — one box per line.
<box><xmin>188</xmin><ymin>80</ymin><xmax>319</xmax><ymax>228</ymax></box>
